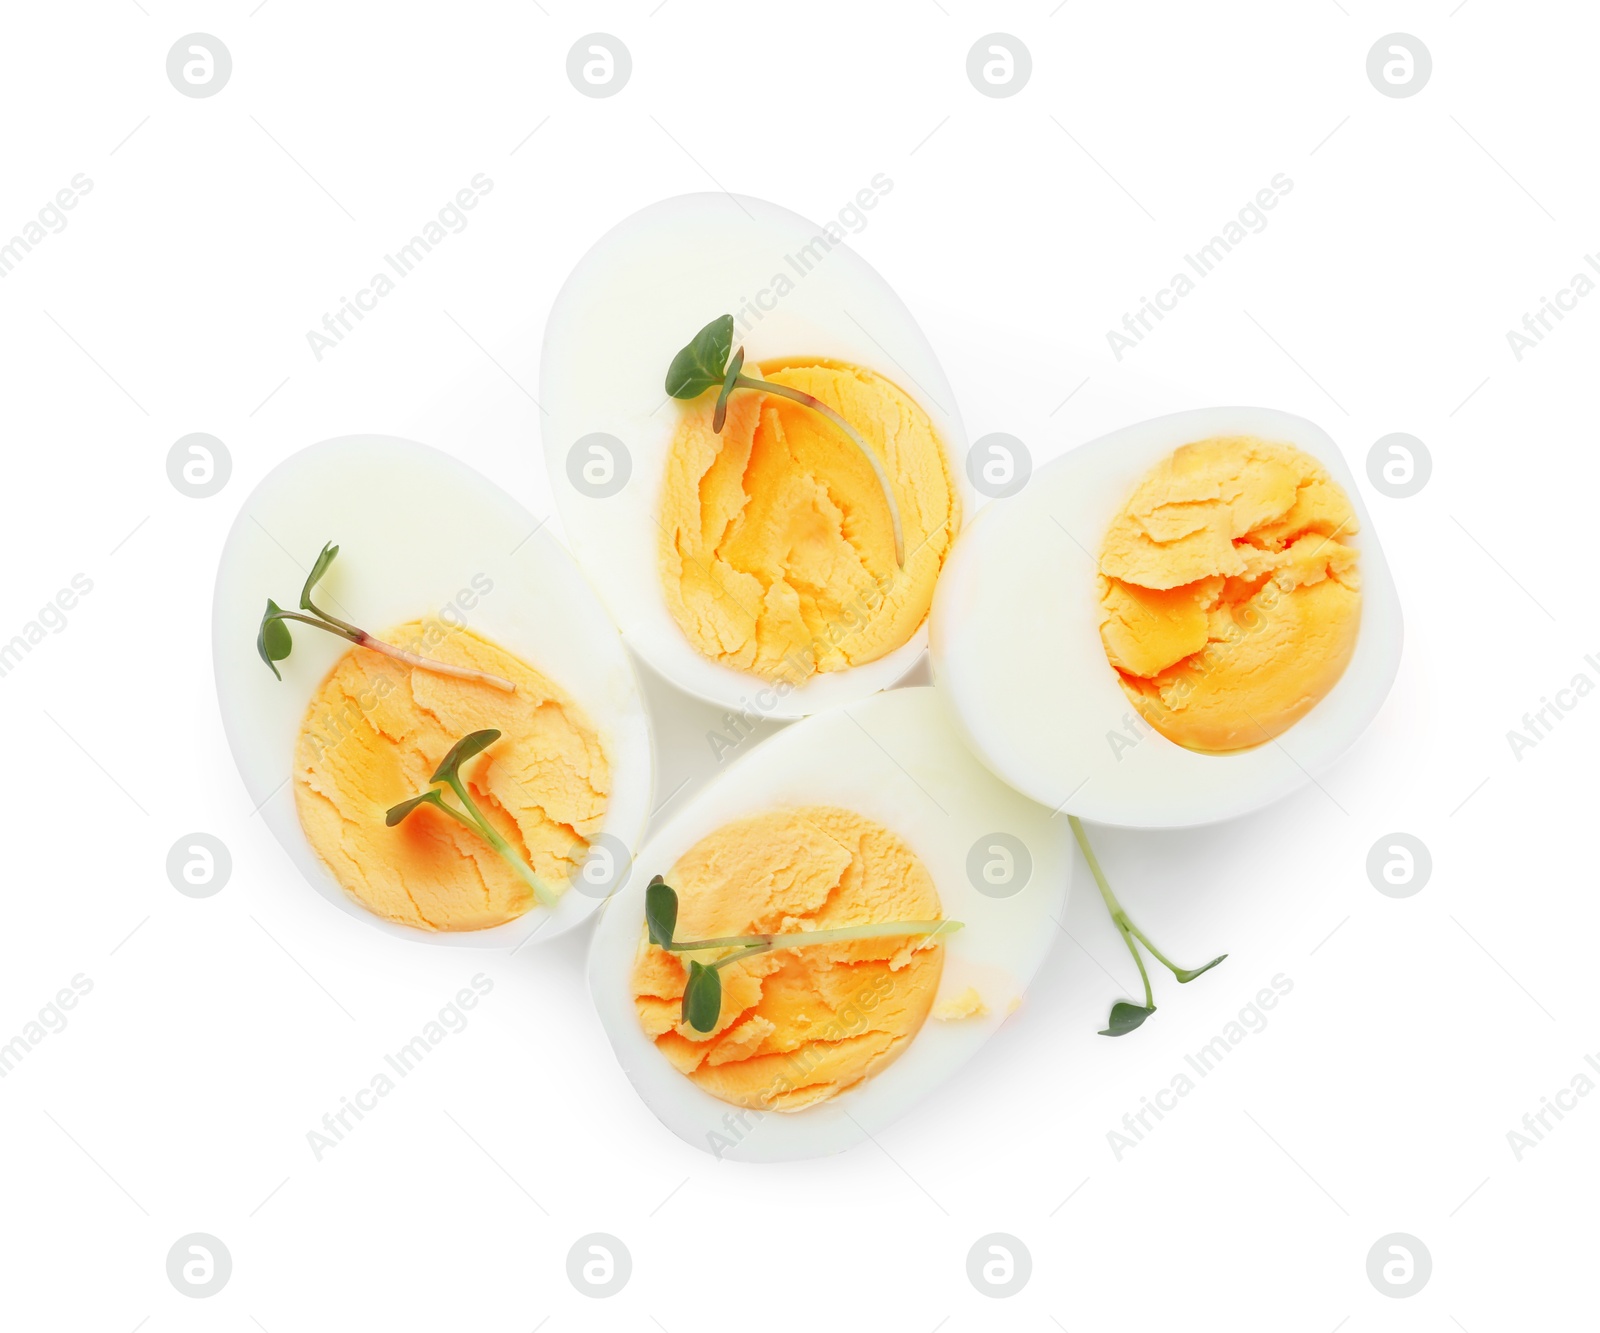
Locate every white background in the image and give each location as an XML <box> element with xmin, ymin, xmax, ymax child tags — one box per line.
<box><xmin>1</xmin><ymin>2</ymin><xmax>1594</xmax><ymax>1329</ymax></box>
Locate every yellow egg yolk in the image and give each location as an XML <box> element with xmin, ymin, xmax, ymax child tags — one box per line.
<box><xmin>1096</xmin><ymin>436</ymin><xmax>1362</xmax><ymax>752</ymax></box>
<box><xmin>658</xmin><ymin>361</ymin><xmax>959</xmax><ymax>683</ymax></box>
<box><xmin>294</xmin><ymin>622</ymin><xmax>610</xmax><ymax>930</ymax></box>
<box><xmin>631</xmin><ymin>806</ymin><xmax>945</xmax><ymax>1111</ymax></box>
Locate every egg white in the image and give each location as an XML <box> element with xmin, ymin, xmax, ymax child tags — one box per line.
<box><xmin>586</xmin><ymin>686</ymin><xmax>1070</xmax><ymax>1162</ymax></box>
<box><xmin>539</xmin><ymin>192</ymin><xmax>973</xmax><ymax>718</ymax></box>
<box><xmin>930</xmin><ymin>407</ymin><xmax>1404</xmax><ymax>828</ymax></box>
<box><xmin>212</xmin><ymin>434</ymin><xmax>655</xmax><ymax>946</ymax></box>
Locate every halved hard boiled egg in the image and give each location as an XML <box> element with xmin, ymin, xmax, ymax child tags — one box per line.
<box><xmin>930</xmin><ymin>408</ymin><xmax>1403</xmax><ymax>828</ymax></box>
<box><xmin>540</xmin><ymin>193</ymin><xmax>973</xmax><ymax>718</ymax></box>
<box><xmin>213</xmin><ymin>435</ymin><xmax>654</xmax><ymax>946</ymax></box>
<box><xmin>587</xmin><ymin>686</ymin><xmax>1070</xmax><ymax>1162</ymax></box>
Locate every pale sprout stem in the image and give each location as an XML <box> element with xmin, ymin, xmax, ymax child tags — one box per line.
<box><xmin>733</xmin><ymin>374</ymin><xmax>906</xmax><ymax>569</ymax></box>
<box><xmin>357</xmin><ymin>633</ymin><xmax>516</xmax><ymax>692</ymax></box>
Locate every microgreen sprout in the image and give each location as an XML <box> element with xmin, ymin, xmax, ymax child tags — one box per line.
<box><xmin>385</xmin><ymin>729</ymin><xmax>560</xmax><ymax>910</ymax></box>
<box><xmin>1069</xmin><ymin>816</ymin><xmax>1227</xmax><ymax>1036</ymax></box>
<box><xmin>256</xmin><ymin>542</ymin><xmax>514</xmax><ymax>691</ymax></box>
<box><xmin>665</xmin><ymin>314</ymin><xmax>906</xmax><ymax>568</ymax></box>
<box><xmin>645</xmin><ymin>876</ymin><xmax>958</xmax><ymax>1032</ymax></box>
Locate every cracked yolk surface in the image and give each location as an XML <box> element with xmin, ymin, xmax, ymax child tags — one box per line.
<box><xmin>1097</xmin><ymin>436</ymin><xmax>1362</xmax><ymax>753</ymax></box>
<box><xmin>294</xmin><ymin>622</ymin><xmax>610</xmax><ymax>930</ymax></box>
<box><xmin>631</xmin><ymin>806</ymin><xmax>944</xmax><ymax>1111</ymax></box>
<box><xmin>658</xmin><ymin>361</ymin><xmax>959</xmax><ymax>683</ymax></box>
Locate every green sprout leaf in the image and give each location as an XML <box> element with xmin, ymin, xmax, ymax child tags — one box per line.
<box><xmin>682</xmin><ymin>960</ymin><xmax>722</xmax><ymax>1033</ymax></box>
<box><xmin>645</xmin><ymin>876</ymin><xmax>679</xmax><ymax>950</ymax></box>
<box><xmin>645</xmin><ymin>878</ymin><xmax>954</xmax><ymax>964</ymax></box>
<box><xmin>1100</xmin><ymin>1002</ymin><xmax>1157</xmax><ymax>1037</ymax></box>
<box><xmin>385</xmin><ymin>790</ymin><xmax>445</xmax><ymax>827</ymax></box>
<box><xmin>386</xmin><ymin>729</ymin><xmax>560</xmax><ymax>910</ymax></box>
<box><xmin>255</xmin><ymin>542</ymin><xmax>515</xmax><ymax>689</ymax></box>
<box><xmin>430</xmin><ymin>728</ymin><xmax>502</xmax><ymax>784</ymax></box>
<box><xmin>257</xmin><ymin>599</ymin><xmax>293</xmax><ymax>679</ymax></box>
<box><xmin>1175</xmin><ymin>954</ymin><xmax>1228</xmax><ymax>984</ymax></box>
<box><xmin>663</xmin><ymin>316</ymin><xmax>906</xmax><ymax>567</ymax></box>
<box><xmin>644</xmin><ymin>865</ymin><xmax>955</xmax><ymax>1033</ymax></box>
<box><xmin>646</xmin><ymin>891</ymin><xmax>957</xmax><ymax>1037</ymax></box>
<box><xmin>1069</xmin><ymin>815</ymin><xmax>1227</xmax><ymax>1038</ymax></box>
<box><xmin>664</xmin><ymin>314</ymin><xmax>734</xmax><ymax>399</ymax></box>
<box><xmin>299</xmin><ymin>541</ymin><xmax>340</xmax><ymax>612</ymax></box>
